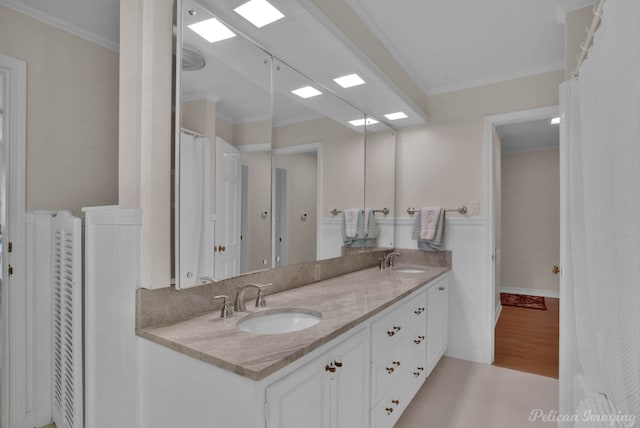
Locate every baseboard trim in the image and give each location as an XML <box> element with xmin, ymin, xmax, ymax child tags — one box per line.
<box><xmin>494</xmin><ymin>303</ymin><xmax>503</xmax><ymax>326</ymax></box>
<box><xmin>500</xmin><ymin>287</ymin><xmax>559</xmax><ymax>299</ymax></box>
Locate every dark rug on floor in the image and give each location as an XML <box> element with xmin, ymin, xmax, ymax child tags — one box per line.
<box><xmin>500</xmin><ymin>293</ymin><xmax>547</xmax><ymax>310</ymax></box>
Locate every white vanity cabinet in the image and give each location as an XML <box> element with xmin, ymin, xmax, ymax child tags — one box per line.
<box><xmin>266</xmin><ymin>326</ymin><xmax>370</xmax><ymax>428</ymax></box>
<box><xmin>426</xmin><ymin>274</ymin><xmax>449</xmax><ymax>376</ymax></box>
<box><xmin>370</xmin><ymin>289</ymin><xmax>428</xmax><ymax>428</ymax></box>
<box><xmin>139</xmin><ymin>271</ymin><xmax>449</xmax><ymax>428</ymax></box>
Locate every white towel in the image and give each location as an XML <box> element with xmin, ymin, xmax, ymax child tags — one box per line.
<box><xmin>420</xmin><ymin>207</ymin><xmax>442</xmax><ymax>240</ymax></box>
<box><xmin>343</xmin><ymin>208</ymin><xmax>360</xmax><ymax>239</ymax></box>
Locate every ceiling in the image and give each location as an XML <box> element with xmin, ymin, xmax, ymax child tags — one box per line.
<box><xmin>345</xmin><ymin>0</ymin><xmax>595</xmax><ymax>95</ymax></box>
<box><xmin>1</xmin><ymin>0</ymin><xmax>593</xmax><ymax>131</ymax></box>
<box><xmin>498</xmin><ymin>118</ymin><xmax>559</xmax><ymax>153</ymax></box>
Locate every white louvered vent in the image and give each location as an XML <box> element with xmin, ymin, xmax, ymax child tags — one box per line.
<box><xmin>51</xmin><ymin>211</ymin><xmax>83</xmax><ymax>428</ymax></box>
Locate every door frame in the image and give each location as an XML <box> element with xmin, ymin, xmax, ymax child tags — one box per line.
<box><xmin>0</xmin><ymin>53</ymin><xmax>28</xmax><ymax>427</ymax></box>
<box><xmin>483</xmin><ymin>105</ymin><xmax>559</xmax><ymax>363</ymax></box>
<box><xmin>271</xmin><ymin>142</ymin><xmax>322</xmax><ymax>266</ymax></box>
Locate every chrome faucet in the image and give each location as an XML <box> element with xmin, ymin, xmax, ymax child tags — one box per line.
<box><xmin>234</xmin><ymin>283</ymin><xmax>271</xmax><ymax>312</ymax></box>
<box><xmin>382</xmin><ymin>252</ymin><xmax>401</xmax><ymax>269</ymax></box>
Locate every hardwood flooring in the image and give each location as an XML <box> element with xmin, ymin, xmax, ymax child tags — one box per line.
<box><xmin>494</xmin><ymin>297</ymin><xmax>559</xmax><ymax>378</ymax></box>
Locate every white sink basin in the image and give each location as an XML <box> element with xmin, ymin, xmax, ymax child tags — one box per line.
<box><xmin>238</xmin><ymin>307</ymin><xmax>322</xmax><ymax>335</ymax></box>
<box><xmin>392</xmin><ymin>267</ymin><xmax>428</xmax><ymax>274</ymax></box>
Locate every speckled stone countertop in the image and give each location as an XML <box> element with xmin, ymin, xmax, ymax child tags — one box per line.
<box><xmin>138</xmin><ymin>265</ymin><xmax>449</xmax><ymax>380</ymax></box>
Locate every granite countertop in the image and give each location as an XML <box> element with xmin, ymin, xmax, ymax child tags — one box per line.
<box><xmin>138</xmin><ymin>265</ymin><xmax>449</xmax><ymax>381</ymax></box>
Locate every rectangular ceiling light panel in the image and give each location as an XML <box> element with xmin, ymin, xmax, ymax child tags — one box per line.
<box><xmin>334</xmin><ymin>73</ymin><xmax>365</xmax><ymax>88</ymax></box>
<box><xmin>188</xmin><ymin>18</ymin><xmax>236</xmax><ymax>43</ymax></box>
<box><xmin>234</xmin><ymin>0</ymin><xmax>285</xmax><ymax>28</ymax></box>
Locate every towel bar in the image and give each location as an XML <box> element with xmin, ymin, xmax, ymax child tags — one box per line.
<box><xmin>330</xmin><ymin>207</ymin><xmax>390</xmax><ymax>216</ymax></box>
<box><xmin>407</xmin><ymin>206</ymin><xmax>468</xmax><ymax>215</ymax></box>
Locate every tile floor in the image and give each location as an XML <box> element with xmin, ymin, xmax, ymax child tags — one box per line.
<box><xmin>397</xmin><ymin>357</ymin><xmax>559</xmax><ymax>427</ymax></box>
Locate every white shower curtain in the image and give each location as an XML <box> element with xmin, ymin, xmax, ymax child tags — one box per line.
<box><xmin>560</xmin><ymin>0</ymin><xmax>640</xmax><ymax>424</ymax></box>
<box><xmin>179</xmin><ymin>132</ymin><xmax>213</xmax><ymax>288</ymax></box>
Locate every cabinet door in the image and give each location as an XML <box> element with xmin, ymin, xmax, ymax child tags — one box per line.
<box><xmin>426</xmin><ymin>275</ymin><xmax>449</xmax><ymax>375</ymax></box>
<box><xmin>332</xmin><ymin>328</ymin><xmax>370</xmax><ymax>428</ymax></box>
<box><xmin>266</xmin><ymin>354</ymin><xmax>331</xmax><ymax>428</ymax></box>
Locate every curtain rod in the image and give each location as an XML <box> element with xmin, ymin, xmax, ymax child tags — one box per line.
<box><xmin>573</xmin><ymin>1</ymin><xmax>605</xmax><ymax>78</ymax></box>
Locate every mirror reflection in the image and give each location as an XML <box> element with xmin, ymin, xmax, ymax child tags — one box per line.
<box><xmin>177</xmin><ymin>0</ymin><xmax>271</xmax><ymax>287</ymax></box>
<box><xmin>175</xmin><ymin>0</ymin><xmax>397</xmax><ymax>288</ymax></box>
<box><xmin>271</xmin><ymin>59</ymin><xmax>366</xmax><ymax>266</ymax></box>
<box><xmin>365</xmin><ymin>120</ymin><xmax>397</xmax><ymax>251</ymax></box>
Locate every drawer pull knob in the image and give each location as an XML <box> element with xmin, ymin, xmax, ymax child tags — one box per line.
<box><xmin>418</xmin><ymin>366</ymin><xmax>425</xmax><ymax>371</ymax></box>
<box><xmin>414</xmin><ymin>335</ymin><xmax>426</xmax><ymax>344</ymax></box>
<box><xmin>413</xmin><ymin>371</ymin><xmax>421</xmax><ymax>378</ymax></box>
<box><xmin>414</xmin><ymin>307</ymin><xmax>425</xmax><ymax>315</ymax></box>
<box><xmin>385</xmin><ymin>407</ymin><xmax>394</xmax><ymax>415</ymax></box>
<box><xmin>334</xmin><ymin>360</ymin><xmax>343</xmax><ymax>368</ymax></box>
<box><xmin>325</xmin><ymin>364</ymin><xmax>336</xmax><ymax>373</ymax></box>
<box><xmin>386</xmin><ymin>367</ymin><xmax>395</xmax><ymax>374</ymax></box>
<box><xmin>392</xmin><ymin>361</ymin><xmax>401</xmax><ymax>367</ymax></box>
<box><xmin>438</xmin><ymin>286</ymin><xmax>445</xmax><ymax>291</ymax></box>
<box><xmin>392</xmin><ymin>399</ymin><xmax>400</xmax><ymax>405</ymax></box>
<box><xmin>386</xmin><ymin>325</ymin><xmax>401</xmax><ymax>336</ymax></box>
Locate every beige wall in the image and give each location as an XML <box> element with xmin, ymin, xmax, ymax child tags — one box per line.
<box><xmin>365</xmin><ymin>130</ymin><xmax>396</xmax><ymax>213</ymax></box>
<box><xmin>396</xmin><ymin>70</ymin><xmax>564</xmax><ymax>218</ymax></box>
<box><xmin>273</xmin><ymin>153</ymin><xmax>318</xmax><ymax>266</ymax></box>
<box><xmin>501</xmin><ymin>148</ymin><xmax>559</xmax><ymax>295</ymax></box>
<box><xmin>273</xmin><ymin>117</ymin><xmax>365</xmax><ymax>215</ymax></box>
<box><xmin>0</xmin><ymin>6</ymin><xmax>119</xmax><ymax>216</ymax></box>
<box><xmin>565</xmin><ymin>5</ymin><xmax>595</xmax><ymax>78</ymax></box>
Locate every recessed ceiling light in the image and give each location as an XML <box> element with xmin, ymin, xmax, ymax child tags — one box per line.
<box><xmin>384</xmin><ymin>111</ymin><xmax>408</xmax><ymax>121</ymax></box>
<box><xmin>291</xmin><ymin>86</ymin><xmax>322</xmax><ymax>99</ymax></box>
<box><xmin>188</xmin><ymin>18</ymin><xmax>236</xmax><ymax>43</ymax></box>
<box><xmin>333</xmin><ymin>73</ymin><xmax>365</xmax><ymax>88</ymax></box>
<box><xmin>550</xmin><ymin>117</ymin><xmax>560</xmax><ymax>125</ymax></box>
<box><xmin>234</xmin><ymin>0</ymin><xmax>285</xmax><ymax>28</ymax></box>
<box><xmin>349</xmin><ymin>117</ymin><xmax>379</xmax><ymax>127</ymax></box>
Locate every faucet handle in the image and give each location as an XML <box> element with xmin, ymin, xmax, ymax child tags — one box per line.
<box><xmin>212</xmin><ymin>295</ymin><xmax>233</xmax><ymax>319</ymax></box>
<box><xmin>254</xmin><ymin>283</ymin><xmax>271</xmax><ymax>308</ymax></box>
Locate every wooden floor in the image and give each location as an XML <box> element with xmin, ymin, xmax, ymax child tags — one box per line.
<box><xmin>494</xmin><ymin>297</ymin><xmax>559</xmax><ymax>378</ymax></box>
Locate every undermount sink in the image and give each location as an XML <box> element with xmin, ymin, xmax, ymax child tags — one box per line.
<box><xmin>238</xmin><ymin>307</ymin><xmax>322</xmax><ymax>335</ymax></box>
<box><xmin>392</xmin><ymin>267</ymin><xmax>428</xmax><ymax>274</ymax></box>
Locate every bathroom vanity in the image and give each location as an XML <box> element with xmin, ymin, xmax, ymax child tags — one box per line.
<box><xmin>138</xmin><ymin>266</ymin><xmax>449</xmax><ymax>428</ymax></box>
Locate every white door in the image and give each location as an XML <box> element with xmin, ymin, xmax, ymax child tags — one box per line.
<box><xmin>1</xmin><ymin>54</ymin><xmax>27</xmax><ymax>428</ymax></box>
<box><xmin>331</xmin><ymin>329</ymin><xmax>370</xmax><ymax>428</ymax></box>
<box><xmin>266</xmin><ymin>353</ymin><xmax>331</xmax><ymax>428</ymax></box>
<box><xmin>215</xmin><ymin>138</ymin><xmax>241</xmax><ymax>280</ymax></box>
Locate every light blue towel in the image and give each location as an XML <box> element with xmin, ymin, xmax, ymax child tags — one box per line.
<box><xmin>343</xmin><ymin>209</ymin><xmax>379</xmax><ymax>248</ymax></box>
<box><xmin>416</xmin><ymin>209</ymin><xmax>446</xmax><ymax>251</ymax></box>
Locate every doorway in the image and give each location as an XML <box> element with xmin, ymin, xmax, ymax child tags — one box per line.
<box><xmin>487</xmin><ymin>107</ymin><xmax>560</xmax><ymax>378</ymax></box>
<box><xmin>0</xmin><ymin>53</ymin><xmax>27</xmax><ymax>428</ymax></box>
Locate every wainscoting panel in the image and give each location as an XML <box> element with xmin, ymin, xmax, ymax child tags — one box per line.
<box><xmin>396</xmin><ymin>217</ymin><xmax>491</xmax><ymax>363</ymax></box>
<box><xmin>84</xmin><ymin>206</ymin><xmax>142</xmax><ymax>428</ymax></box>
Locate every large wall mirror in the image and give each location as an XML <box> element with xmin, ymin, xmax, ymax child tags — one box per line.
<box><xmin>177</xmin><ymin>0</ymin><xmax>272</xmax><ymax>287</ymax></box>
<box><xmin>174</xmin><ymin>0</ymin><xmax>396</xmax><ymax>289</ymax></box>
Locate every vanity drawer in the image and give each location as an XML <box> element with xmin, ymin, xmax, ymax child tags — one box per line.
<box><xmin>371</xmin><ymin>345</ymin><xmax>406</xmax><ymax>405</ymax></box>
<box><xmin>370</xmin><ymin>388</ymin><xmax>407</xmax><ymax>428</ymax></box>
<box><xmin>371</xmin><ymin>304</ymin><xmax>406</xmax><ymax>359</ymax></box>
<box><xmin>405</xmin><ymin>290</ymin><xmax>427</xmax><ymax>334</ymax></box>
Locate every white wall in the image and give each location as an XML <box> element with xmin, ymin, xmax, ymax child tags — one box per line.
<box><xmin>501</xmin><ymin>148</ymin><xmax>560</xmax><ymax>297</ymax></box>
<box><xmin>0</xmin><ymin>6</ymin><xmax>119</xmax><ymax>216</ymax></box>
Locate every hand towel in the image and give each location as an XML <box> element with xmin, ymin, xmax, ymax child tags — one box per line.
<box><xmin>418</xmin><ymin>209</ymin><xmax>446</xmax><ymax>250</ymax></box>
<box><xmin>343</xmin><ymin>208</ymin><xmax>360</xmax><ymax>239</ymax></box>
<box><xmin>420</xmin><ymin>207</ymin><xmax>442</xmax><ymax>241</ymax></box>
<box><xmin>365</xmin><ymin>209</ymin><xmax>380</xmax><ymax>240</ymax></box>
